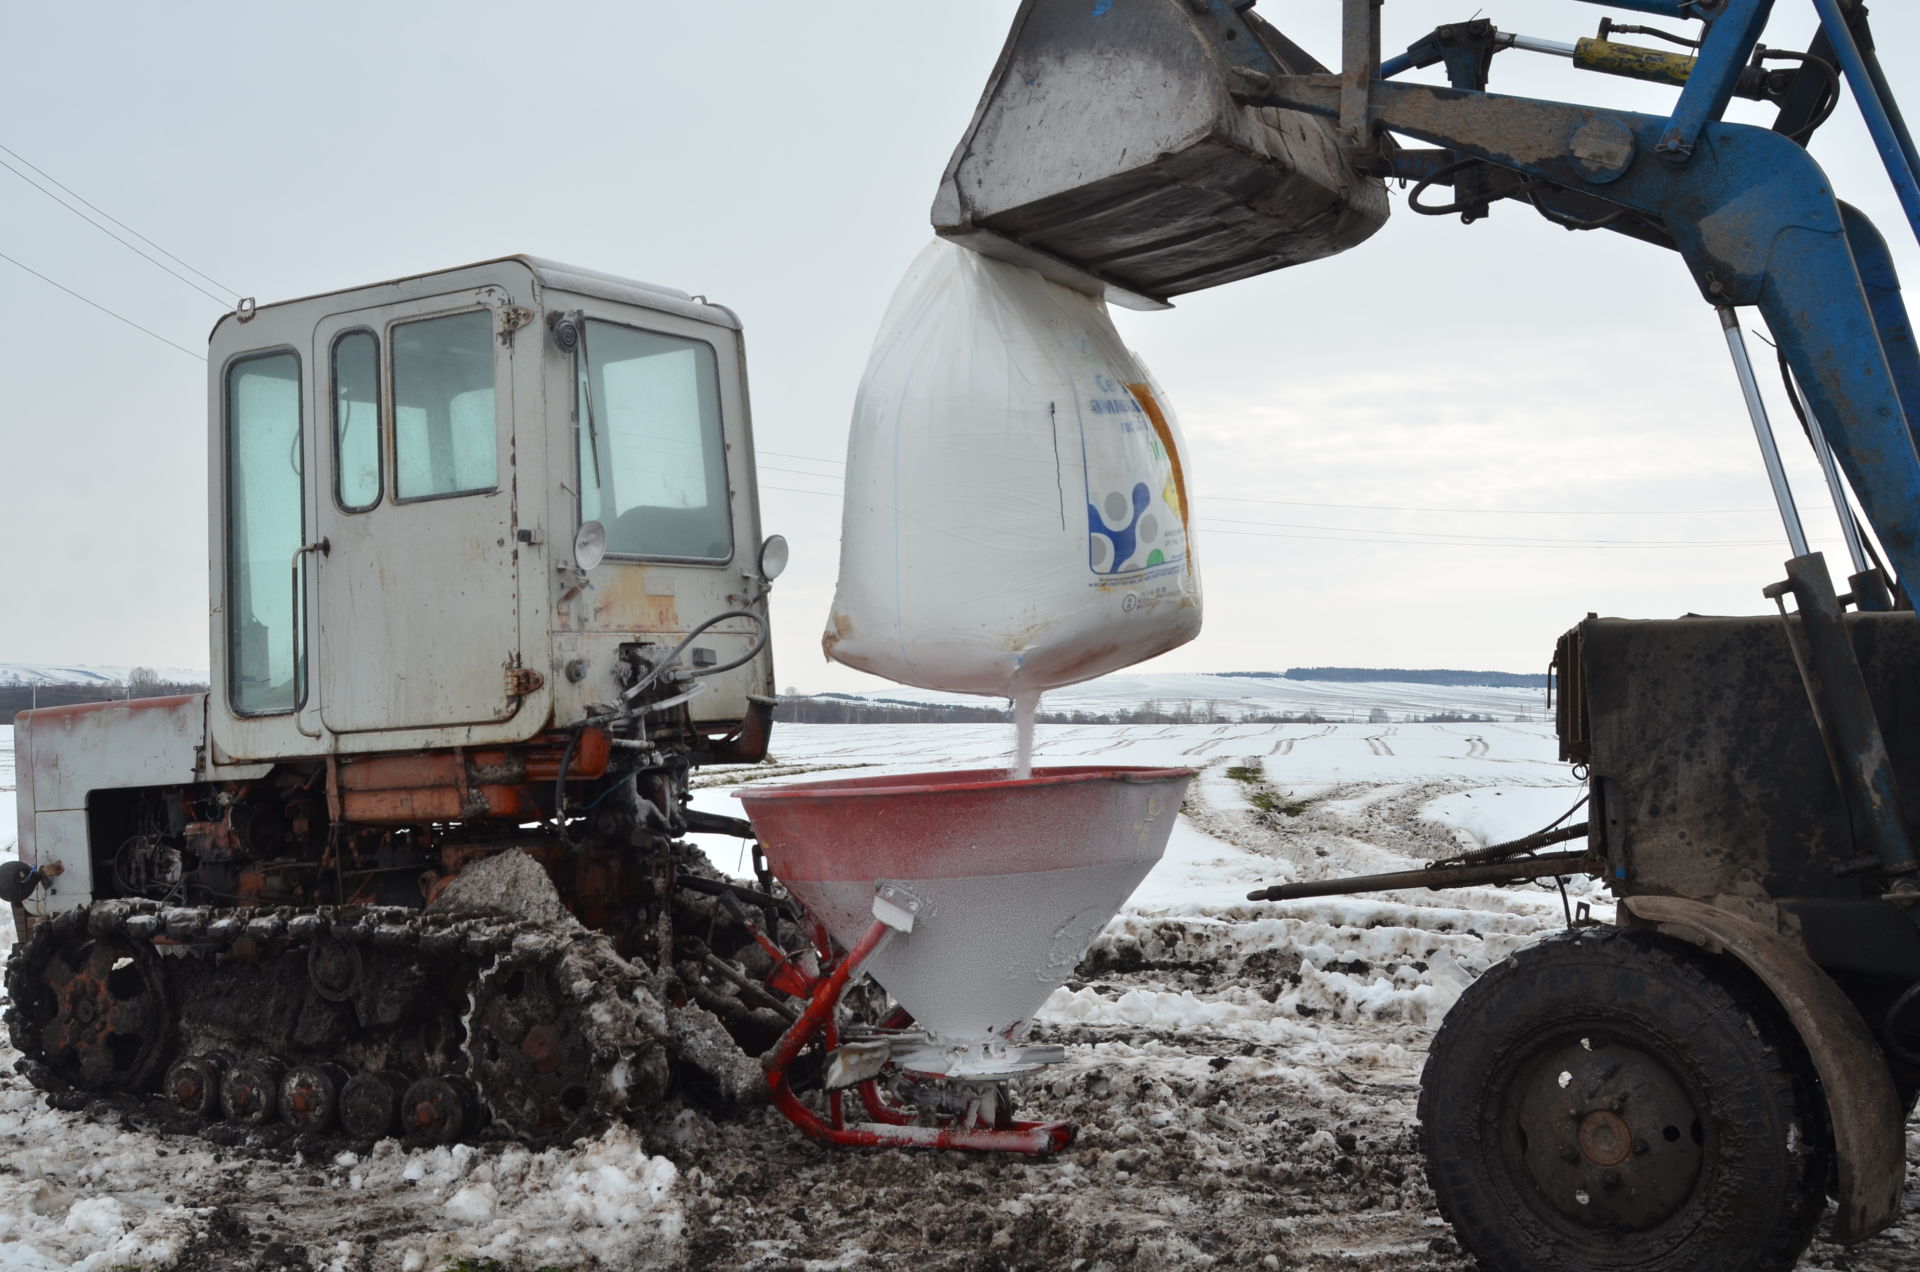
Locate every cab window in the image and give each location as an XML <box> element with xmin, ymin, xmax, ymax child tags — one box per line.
<box><xmin>225</xmin><ymin>351</ymin><xmax>305</xmax><ymax>715</ymax></box>
<box><xmin>393</xmin><ymin>310</ymin><xmax>497</xmax><ymax>500</ymax></box>
<box><xmin>578</xmin><ymin>320</ymin><xmax>731</xmax><ymax>561</ymax></box>
<box><xmin>331</xmin><ymin>329</ymin><xmax>381</xmax><ymax>511</ymax></box>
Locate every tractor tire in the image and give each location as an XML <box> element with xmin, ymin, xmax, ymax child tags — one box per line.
<box><xmin>1418</xmin><ymin>925</ymin><xmax>1830</xmax><ymax>1272</ymax></box>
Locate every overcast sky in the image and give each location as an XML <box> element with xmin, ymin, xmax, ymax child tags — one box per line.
<box><xmin>3</xmin><ymin>1</ymin><xmax>1916</xmax><ymax>694</ymax></box>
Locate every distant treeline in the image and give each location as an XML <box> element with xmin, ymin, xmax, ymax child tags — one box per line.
<box><xmin>1224</xmin><ymin>667</ymin><xmax>1550</xmax><ymax>689</ymax></box>
<box><xmin>1</xmin><ymin>671</ymin><xmax>209</xmax><ymax>725</ymax></box>
<box><xmin>772</xmin><ymin>695</ymin><xmax>1525</xmax><ymax>726</ymax></box>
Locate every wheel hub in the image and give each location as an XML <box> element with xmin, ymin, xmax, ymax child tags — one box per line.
<box><xmin>22</xmin><ymin>932</ymin><xmax>171</xmax><ymax>1091</ymax></box>
<box><xmin>469</xmin><ymin>953</ymin><xmax>605</xmax><ymax>1140</ymax></box>
<box><xmin>1511</xmin><ymin>1034</ymin><xmax>1704</xmax><ymax>1230</ymax></box>
<box><xmin>1578</xmin><ymin>1109</ymin><xmax>1633</xmax><ymax>1168</ymax></box>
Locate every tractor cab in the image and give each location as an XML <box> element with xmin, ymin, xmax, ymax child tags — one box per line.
<box><xmin>206</xmin><ymin>256</ymin><xmax>779</xmax><ymax>766</ymax></box>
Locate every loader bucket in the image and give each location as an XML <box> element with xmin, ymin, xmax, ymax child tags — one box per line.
<box><xmin>738</xmin><ymin>765</ymin><xmax>1193</xmax><ymax>1041</ymax></box>
<box><xmin>933</xmin><ymin>0</ymin><xmax>1388</xmax><ymax>310</ymax></box>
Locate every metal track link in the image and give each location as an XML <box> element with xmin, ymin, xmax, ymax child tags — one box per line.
<box><xmin>4</xmin><ymin>899</ymin><xmax>671</xmax><ymax>1146</ymax></box>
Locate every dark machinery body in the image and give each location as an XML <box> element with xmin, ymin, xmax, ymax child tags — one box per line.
<box><xmin>936</xmin><ymin>0</ymin><xmax>1920</xmax><ymax>1266</ymax></box>
<box><xmin>1565</xmin><ymin>611</ymin><xmax>1920</xmax><ymax>955</ymax></box>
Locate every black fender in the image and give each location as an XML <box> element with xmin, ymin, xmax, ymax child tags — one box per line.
<box><xmin>1625</xmin><ymin>894</ymin><xmax>1904</xmax><ymax>1242</ymax></box>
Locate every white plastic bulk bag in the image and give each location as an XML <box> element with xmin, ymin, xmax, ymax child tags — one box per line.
<box><xmin>824</xmin><ymin>240</ymin><xmax>1202</xmax><ymax>697</ymax></box>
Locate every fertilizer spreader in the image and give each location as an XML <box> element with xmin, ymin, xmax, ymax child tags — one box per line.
<box><xmin>736</xmin><ymin>765</ymin><xmax>1192</xmax><ymax>1155</ymax></box>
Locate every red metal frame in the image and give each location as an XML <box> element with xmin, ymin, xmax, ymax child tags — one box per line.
<box><xmin>761</xmin><ymin>916</ymin><xmax>1075</xmax><ymax>1155</ymax></box>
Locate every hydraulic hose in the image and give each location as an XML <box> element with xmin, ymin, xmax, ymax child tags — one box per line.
<box><xmin>560</xmin><ymin>608</ymin><xmax>772</xmax><ymax>820</ymax></box>
<box><xmin>618</xmin><ymin>609</ymin><xmax>770</xmax><ymax>704</ymax></box>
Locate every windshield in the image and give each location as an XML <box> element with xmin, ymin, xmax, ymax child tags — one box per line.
<box><xmin>578</xmin><ymin>320</ymin><xmax>732</xmax><ymax>561</ymax></box>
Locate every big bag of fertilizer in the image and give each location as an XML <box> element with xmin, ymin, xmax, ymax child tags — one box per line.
<box><xmin>824</xmin><ymin>240</ymin><xmax>1202</xmax><ymax>697</ymax></box>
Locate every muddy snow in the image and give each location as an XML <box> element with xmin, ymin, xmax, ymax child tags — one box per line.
<box><xmin>5</xmin><ymin>721</ymin><xmax>1920</xmax><ymax>1270</ymax></box>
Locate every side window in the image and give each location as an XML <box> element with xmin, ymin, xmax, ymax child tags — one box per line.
<box><xmin>226</xmin><ymin>351</ymin><xmax>305</xmax><ymax>715</ymax></box>
<box><xmin>332</xmin><ymin>330</ymin><xmax>380</xmax><ymax>511</ymax></box>
<box><xmin>393</xmin><ymin>310</ymin><xmax>497</xmax><ymax>500</ymax></box>
<box><xmin>578</xmin><ymin>320</ymin><xmax>732</xmax><ymax>561</ymax></box>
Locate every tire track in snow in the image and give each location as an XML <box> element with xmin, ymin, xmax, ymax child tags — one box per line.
<box><xmin>1270</xmin><ymin>725</ymin><xmax>1334</xmax><ymax>755</ymax></box>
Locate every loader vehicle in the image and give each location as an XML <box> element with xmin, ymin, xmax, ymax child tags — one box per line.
<box><xmin>938</xmin><ymin>0</ymin><xmax>1920</xmax><ymax>1268</ymax></box>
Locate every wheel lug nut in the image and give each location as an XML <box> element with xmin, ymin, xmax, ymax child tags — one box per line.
<box><xmin>1633</xmin><ymin>1138</ymin><xmax>1649</xmax><ymax>1156</ymax></box>
<box><xmin>1561</xmin><ymin>1146</ymin><xmax>1581</xmax><ymax>1164</ymax></box>
<box><xmin>1600</xmin><ymin>1169</ymin><xmax>1622</xmax><ymax>1190</ymax></box>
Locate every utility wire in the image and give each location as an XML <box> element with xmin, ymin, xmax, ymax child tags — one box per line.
<box><xmin>756</xmin><ymin>448</ymin><xmax>1804</xmax><ymax>518</ymax></box>
<box><xmin>760</xmin><ymin>463</ymin><xmax>1809</xmax><ymax>545</ymax></box>
<box><xmin>1203</xmin><ymin>492</ymin><xmax>1800</xmax><ymax>517</ymax></box>
<box><xmin>0</xmin><ymin>249</ymin><xmax>205</xmax><ymax>360</ymax></box>
<box><xmin>758</xmin><ymin>462</ymin><xmax>846</xmax><ymax>481</ymax></box>
<box><xmin>0</xmin><ymin>141</ymin><xmax>239</xmax><ymax>301</ymax></box>
<box><xmin>757</xmin><ymin>483</ymin><xmax>1828</xmax><ymax>551</ymax></box>
<box><xmin>1195</xmin><ymin>523</ymin><xmax>1814</xmax><ymax>550</ymax></box>
<box><xmin>1195</xmin><ymin>511</ymin><xmax>1793</xmax><ymax>547</ymax></box>
<box><xmin>0</xmin><ymin>153</ymin><xmax>233</xmax><ymax>307</ymax></box>
<box><xmin>757</xmin><ymin>449</ymin><xmax>846</xmax><ymax>467</ymax></box>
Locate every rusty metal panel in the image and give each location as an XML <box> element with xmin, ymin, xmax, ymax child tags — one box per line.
<box><xmin>1572</xmin><ymin>612</ymin><xmax>1920</xmax><ymax>903</ymax></box>
<box><xmin>338</xmin><ymin>786</ymin><xmax>532</xmax><ymax>824</ymax></box>
<box><xmin>26</xmin><ymin>810</ymin><xmax>92</xmax><ymax>916</ymax></box>
<box><xmin>23</xmin><ymin>695</ymin><xmax>206</xmax><ymax>813</ymax></box>
<box><xmin>540</xmin><ymin>292</ymin><xmax>775</xmax><ymax>736</ymax></box>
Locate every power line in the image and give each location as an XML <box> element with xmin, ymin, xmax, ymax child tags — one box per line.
<box><xmin>0</xmin><ymin>141</ymin><xmax>239</xmax><ymax>300</ymax></box>
<box><xmin>758</xmin><ymin>462</ymin><xmax>846</xmax><ymax>481</ymax></box>
<box><xmin>758</xmin><ymin>449</ymin><xmax>845</xmax><ymax>467</ymax></box>
<box><xmin>754</xmin><ymin>447</ymin><xmax>1801</xmax><ymax>518</ymax></box>
<box><xmin>0</xmin><ymin>153</ymin><xmax>233</xmax><ymax>307</ymax></box>
<box><xmin>758</xmin><ymin>482</ymin><xmax>1809</xmax><ymax>550</ymax></box>
<box><xmin>1203</xmin><ymin>492</ymin><xmax>1794</xmax><ymax>517</ymax></box>
<box><xmin>1196</xmin><ymin>523</ymin><xmax>1801</xmax><ymax>550</ymax></box>
<box><xmin>0</xmin><ymin>249</ymin><xmax>205</xmax><ymax>360</ymax></box>
<box><xmin>1194</xmin><ymin>512</ymin><xmax>1788</xmax><ymax>547</ymax></box>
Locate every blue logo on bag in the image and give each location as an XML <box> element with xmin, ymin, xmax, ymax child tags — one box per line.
<box><xmin>1089</xmin><ymin>482</ymin><xmax>1152</xmax><ymax>574</ymax></box>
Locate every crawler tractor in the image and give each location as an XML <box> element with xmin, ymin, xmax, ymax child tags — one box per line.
<box><xmin>4</xmin><ymin>258</ymin><xmax>800</xmax><ymax>1143</ymax></box>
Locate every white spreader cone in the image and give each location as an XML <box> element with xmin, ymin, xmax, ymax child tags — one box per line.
<box><xmin>737</xmin><ymin>766</ymin><xmax>1193</xmax><ymax>1042</ymax></box>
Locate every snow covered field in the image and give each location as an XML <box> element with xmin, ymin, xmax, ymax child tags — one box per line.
<box><xmin>2</xmin><ymin>722</ymin><xmax>1917</xmax><ymax>1270</ymax></box>
<box><xmin>814</xmin><ymin>672</ymin><xmax>1551</xmax><ymax>724</ymax></box>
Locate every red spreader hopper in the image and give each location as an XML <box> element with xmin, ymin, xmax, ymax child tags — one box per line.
<box><xmin>737</xmin><ymin>766</ymin><xmax>1192</xmax><ymax>1154</ymax></box>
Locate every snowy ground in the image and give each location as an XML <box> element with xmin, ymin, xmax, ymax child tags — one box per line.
<box><xmin>807</xmin><ymin>672</ymin><xmax>1550</xmax><ymax>724</ymax></box>
<box><xmin>3</xmin><ymin>722</ymin><xmax>1918</xmax><ymax>1270</ymax></box>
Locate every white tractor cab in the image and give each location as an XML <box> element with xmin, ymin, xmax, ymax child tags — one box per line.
<box><xmin>9</xmin><ymin>258</ymin><xmax>783</xmax><ymax>924</ymax></box>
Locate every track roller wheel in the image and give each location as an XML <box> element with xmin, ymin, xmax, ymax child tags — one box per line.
<box><xmin>1419</xmin><ymin>927</ymin><xmax>1830</xmax><ymax>1272</ymax></box>
<box><xmin>279</xmin><ymin>1063</ymin><xmax>348</xmax><ymax>1132</ymax></box>
<box><xmin>165</xmin><ymin>1051</ymin><xmax>233</xmax><ymax>1117</ymax></box>
<box><xmin>6</xmin><ymin>923</ymin><xmax>172</xmax><ymax>1092</ymax></box>
<box><xmin>221</xmin><ymin>1057</ymin><xmax>287</xmax><ymax>1125</ymax></box>
<box><xmin>340</xmin><ymin>1069</ymin><xmax>408</xmax><ymax>1140</ymax></box>
<box><xmin>402</xmin><ymin>1076</ymin><xmax>482</xmax><ymax>1144</ymax></box>
<box><xmin>468</xmin><ymin>941</ymin><xmax>661</xmax><ymax>1142</ymax></box>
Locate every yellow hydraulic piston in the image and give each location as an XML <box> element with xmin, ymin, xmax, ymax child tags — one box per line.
<box><xmin>1573</xmin><ymin>38</ymin><xmax>1696</xmax><ymax>89</ymax></box>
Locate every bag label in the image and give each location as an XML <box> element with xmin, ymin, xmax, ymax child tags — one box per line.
<box><xmin>1082</xmin><ymin>376</ymin><xmax>1190</xmax><ymax>588</ymax></box>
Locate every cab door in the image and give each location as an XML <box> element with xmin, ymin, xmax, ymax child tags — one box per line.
<box><xmin>312</xmin><ymin>289</ymin><xmax>523</xmax><ymax>734</ymax></box>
